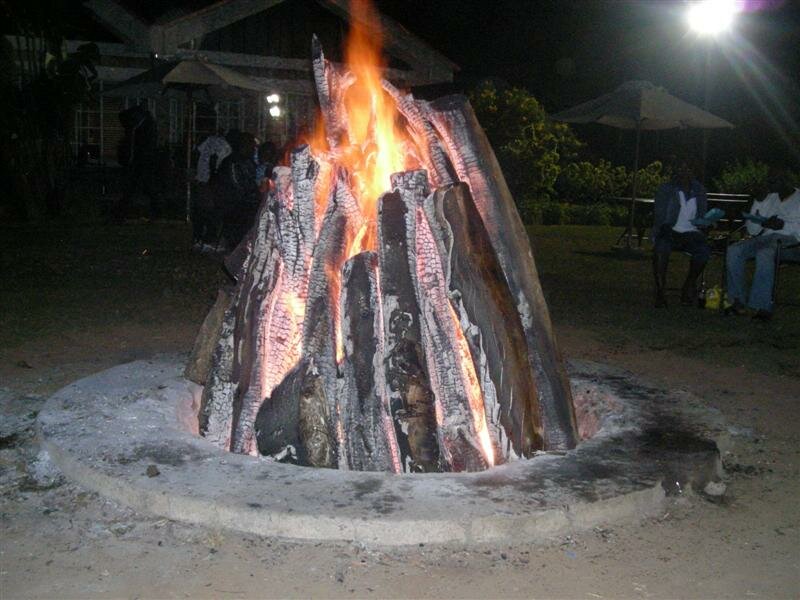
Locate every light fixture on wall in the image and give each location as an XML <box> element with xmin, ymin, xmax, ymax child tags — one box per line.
<box><xmin>266</xmin><ymin>93</ymin><xmax>282</xmax><ymax>119</ymax></box>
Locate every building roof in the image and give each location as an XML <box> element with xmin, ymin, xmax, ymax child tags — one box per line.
<box><xmin>84</xmin><ymin>0</ymin><xmax>457</xmax><ymax>84</ymax></box>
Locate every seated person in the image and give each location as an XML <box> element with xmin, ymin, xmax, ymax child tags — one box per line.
<box><xmin>652</xmin><ymin>159</ymin><xmax>711</xmax><ymax>307</ymax></box>
<box><xmin>726</xmin><ymin>173</ymin><xmax>799</xmax><ymax>320</ymax></box>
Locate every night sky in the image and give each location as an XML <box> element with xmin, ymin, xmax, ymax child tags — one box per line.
<box><xmin>376</xmin><ymin>0</ymin><xmax>800</xmax><ymax>174</ymax></box>
<box><xmin>37</xmin><ymin>0</ymin><xmax>800</xmax><ymax>174</ymax></box>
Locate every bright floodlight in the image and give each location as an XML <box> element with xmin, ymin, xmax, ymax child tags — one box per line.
<box><xmin>269</xmin><ymin>105</ymin><xmax>282</xmax><ymax>118</ymax></box>
<box><xmin>266</xmin><ymin>93</ymin><xmax>280</xmax><ymax>104</ymax></box>
<box><xmin>688</xmin><ymin>0</ymin><xmax>737</xmax><ymax>35</ymax></box>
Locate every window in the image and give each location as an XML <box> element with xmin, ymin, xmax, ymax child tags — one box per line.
<box><xmin>217</xmin><ymin>99</ymin><xmax>244</xmax><ymax>133</ymax></box>
<box><xmin>169</xmin><ymin>98</ymin><xmax>184</xmax><ymax>145</ymax></box>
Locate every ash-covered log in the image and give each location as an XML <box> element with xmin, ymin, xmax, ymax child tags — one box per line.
<box><xmin>431</xmin><ymin>183</ymin><xmax>543</xmax><ymax>459</ymax></box>
<box><xmin>424</xmin><ymin>95</ymin><xmax>579</xmax><ymax>451</ymax></box>
<box><xmin>254</xmin><ymin>358</ymin><xmax>335</xmax><ymax>467</ymax></box>
<box><xmin>301</xmin><ymin>168</ymin><xmax>365</xmax><ymax>468</ymax></box>
<box><xmin>378</xmin><ymin>187</ymin><xmax>440</xmax><ymax>472</ymax></box>
<box><xmin>339</xmin><ymin>251</ymin><xmax>401</xmax><ymax>472</ymax></box>
<box><xmin>414</xmin><ymin>189</ymin><xmax>492</xmax><ymax>472</ymax></box>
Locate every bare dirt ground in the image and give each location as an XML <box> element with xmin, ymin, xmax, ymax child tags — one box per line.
<box><xmin>1</xmin><ymin>320</ymin><xmax>798</xmax><ymax>599</ymax></box>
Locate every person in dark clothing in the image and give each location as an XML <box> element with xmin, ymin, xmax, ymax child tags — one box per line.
<box><xmin>214</xmin><ymin>131</ymin><xmax>260</xmax><ymax>249</ymax></box>
<box><xmin>112</xmin><ymin>105</ymin><xmax>161</xmax><ymax>221</ymax></box>
<box><xmin>256</xmin><ymin>140</ymin><xmax>278</xmax><ymax>194</ymax></box>
<box><xmin>651</xmin><ymin>158</ymin><xmax>711</xmax><ymax>307</ymax></box>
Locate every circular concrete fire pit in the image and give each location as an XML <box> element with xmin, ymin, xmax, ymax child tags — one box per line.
<box><xmin>38</xmin><ymin>357</ymin><xmax>727</xmax><ymax>546</ymax></box>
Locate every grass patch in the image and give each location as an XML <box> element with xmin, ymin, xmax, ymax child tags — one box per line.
<box><xmin>0</xmin><ymin>222</ymin><xmax>225</xmax><ymax>348</ymax></box>
<box><xmin>530</xmin><ymin>225</ymin><xmax>800</xmax><ymax>377</ymax></box>
<box><xmin>1</xmin><ymin>222</ymin><xmax>797</xmax><ymax>379</ymax></box>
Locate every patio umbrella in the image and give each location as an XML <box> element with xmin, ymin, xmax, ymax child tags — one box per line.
<box><xmin>104</xmin><ymin>59</ymin><xmax>267</xmax><ymax>220</ymax></box>
<box><xmin>551</xmin><ymin>80</ymin><xmax>734</xmax><ymax>248</ymax></box>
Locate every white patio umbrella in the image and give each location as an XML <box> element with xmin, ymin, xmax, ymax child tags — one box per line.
<box><xmin>104</xmin><ymin>59</ymin><xmax>267</xmax><ymax>221</ymax></box>
<box><xmin>551</xmin><ymin>80</ymin><xmax>734</xmax><ymax>248</ymax></box>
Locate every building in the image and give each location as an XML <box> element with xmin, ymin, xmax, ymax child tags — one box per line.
<box><xmin>7</xmin><ymin>0</ymin><xmax>457</xmax><ymax>165</ymax></box>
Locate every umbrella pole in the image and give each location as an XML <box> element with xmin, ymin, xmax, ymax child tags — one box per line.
<box><xmin>625</xmin><ymin>120</ymin><xmax>642</xmax><ymax>249</ymax></box>
<box><xmin>185</xmin><ymin>89</ymin><xmax>195</xmax><ymax>224</ymax></box>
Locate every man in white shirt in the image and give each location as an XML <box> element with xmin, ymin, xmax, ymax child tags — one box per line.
<box><xmin>196</xmin><ymin>131</ymin><xmax>232</xmax><ymax>184</ymax></box>
<box><xmin>726</xmin><ymin>175</ymin><xmax>800</xmax><ymax>320</ymax></box>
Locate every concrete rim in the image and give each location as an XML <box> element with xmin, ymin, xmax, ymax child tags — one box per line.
<box><xmin>38</xmin><ymin>358</ymin><xmax>726</xmax><ymax>546</ymax></box>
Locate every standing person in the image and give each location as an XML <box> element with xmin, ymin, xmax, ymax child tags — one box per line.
<box><xmin>651</xmin><ymin>158</ymin><xmax>711</xmax><ymax>308</ymax></box>
<box><xmin>192</xmin><ymin>129</ymin><xmax>231</xmax><ymax>249</ymax></box>
<box><xmin>213</xmin><ymin>131</ymin><xmax>259</xmax><ymax>249</ymax></box>
<box><xmin>726</xmin><ymin>174</ymin><xmax>799</xmax><ymax>320</ymax></box>
<box><xmin>255</xmin><ymin>140</ymin><xmax>277</xmax><ymax>194</ymax></box>
<box><xmin>112</xmin><ymin>105</ymin><xmax>160</xmax><ymax>222</ymax></box>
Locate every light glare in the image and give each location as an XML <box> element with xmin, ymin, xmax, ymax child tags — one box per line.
<box><xmin>266</xmin><ymin>93</ymin><xmax>280</xmax><ymax>104</ymax></box>
<box><xmin>269</xmin><ymin>105</ymin><xmax>281</xmax><ymax>118</ymax></box>
<box><xmin>688</xmin><ymin>0</ymin><xmax>738</xmax><ymax>35</ymax></box>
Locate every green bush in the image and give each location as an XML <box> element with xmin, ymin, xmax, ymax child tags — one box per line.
<box><xmin>713</xmin><ymin>160</ymin><xmax>770</xmax><ymax>197</ymax></box>
<box><xmin>556</xmin><ymin>159</ymin><xmax>668</xmax><ymax>204</ymax></box>
<box><xmin>470</xmin><ymin>81</ymin><xmax>581</xmax><ymax>202</ymax></box>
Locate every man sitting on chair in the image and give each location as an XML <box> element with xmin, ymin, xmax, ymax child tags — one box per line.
<box><xmin>726</xmin><ymin>174</ymin><xmax>799</xmax><ymax>320</ymax></box>
<box><xmin>652</xmin><ymin>159</ymin><xmax>711</xmax><ymax>308</ymax></box>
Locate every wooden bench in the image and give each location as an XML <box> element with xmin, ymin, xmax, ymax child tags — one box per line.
<box><xmin>611</xmin><ymin>192</ymin><xmax>750</xmax><ymax>248</ymax></box>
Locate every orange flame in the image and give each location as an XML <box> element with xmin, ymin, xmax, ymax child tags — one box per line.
<box><xmin>299</xmin><ymin>1</ymin><xmax>494</xmax><ymax>469</ymax></box>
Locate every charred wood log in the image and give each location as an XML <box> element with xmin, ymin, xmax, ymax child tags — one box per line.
<box><xmin>185</xmin><ymin>289</ymin><xmax>233</xmax><ymax>386</ymax></box>
<box><xmin>379</xmin><ymin>184</ymin><xmax>440</xmax><ymax>472</ymax></box>
<box><xmin>301</xmin><ymin>168</ymin><xmax>365</xmax><ymax>468</ymax></box>
<box><xmin>254</xmin><ymin>358</ymin><xmax>336</xmax><ymax>467</ymax></box>
<box><xmin>230</xmin><ymin>152</ymin><xmax>320</xmax><ymax>455</ymax></box>
<box><xmin>432</xmin><ymin>183</ymin><xmax>543</xmax><ymax>459</ymax></box>
<box><xmin>200</xmin><ymin>203</ymin><xmax>275</xmax><ymax>451</ymax></box>
<box><xmin>424</xmin><ymin>95</ymin><xmax>578</xmax><ymax>451</ymax></box>
<box><xmin>312</xmin><ymin>34</ymin><xmax>354</xmax><ymax>149</ymax></box>
<box><xmin>198</xmin><ymin>301</ymin><xmax>236</xmax><ymax>448</ymax></box>
<box><xmin>228</xmin><ymin>204</ymin><xmax>282</xmax><ymax>455</ymax></box>
<box><xmin>339</xmin><ymin>252</ymin><xmax>401</xmax><ymax>473</ymax></box>
<box><xmin>413</xmin><ymin>192</ymin><xmax>491</xmax><ymax>472</ymax></box>
<box><xmin>382</xmin><ymin>80</ymin><xmax>455</xmax><ymax>189</ymax></box>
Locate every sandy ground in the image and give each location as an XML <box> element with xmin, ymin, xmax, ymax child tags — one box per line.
<box><xmin>1</xmin><ymin>324</ymin><xmax>799</xmax><ymax>599</ymax></box>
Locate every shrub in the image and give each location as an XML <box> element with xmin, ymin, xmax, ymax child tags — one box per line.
<box><xmin>470</xmin><ymin>81</ymin><xmax>582</xmax><ymax>202</ymax></box>
<box><xmin>713</xmin><ymin>160</ymin><xmax>770</xmax><ymax>197</ymax></box>
<box><xmin>556</xmin><ymin>160</ymin><xmax>628</xmax><ymax>203</ymax></box>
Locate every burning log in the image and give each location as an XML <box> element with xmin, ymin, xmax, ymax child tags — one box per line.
<box><xmin>202</xmin><ymin>147</ymin><xmax>321</xmax><ymax>455</ymax></box>
<box><xmin>424</xmin><ymin>95</ymin><xmax>579</xmax><ymax>451</ymax></box>
<box><xmin>254</xmin><ymin>358</ymin><xmax>336</xmax><ymax>468</ymax></box>
<box><xmin>198</xmin><ymin>302</ymin><xmax>237</xmax><ymax>448</ymax></box>
<box><xmin>301</xmin><ymin>168</ymin><xmax>365</xmax><ymax>467</ymax></box>
<box><xmin>382</xmin><ymin>80</ymin><xmax>455</xmax><ymax>189</ymax></box>
<box><xmin>378</xmin><ymin>187</ymin><xmax>440</xmax><ymax>472</ymax></box>
<box><xmin>312</xmin><ymin>35</ymin><xmax>354</xmax><ymax>149</ymax></box>
<box><xmin>378</xmin><ymin>171</ymin><xmax>441</xmax><ymax>471</ymax></box>
<box><xmin>200</xmin><ymin>204</ymin><xmax>276</xmax><ymax>450</ymax></box>
<box><xmin>184</xmin><ymin>289</ymin><xmax>232</xmax><ymax>386</ymax></box>
<box><xmin>339</xmin><ymin>251</ymin><xmax>401</xmax><ymax>472</ymax></box>
<box><xmin>414</xmin><ymin>190</ymin><xmax>492</xmax><ymax>472</ymax></box>
<box><xmin>431</xmin><ymin>183</ymin><xmax>543</xmax><ymax>459</ymax></box>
